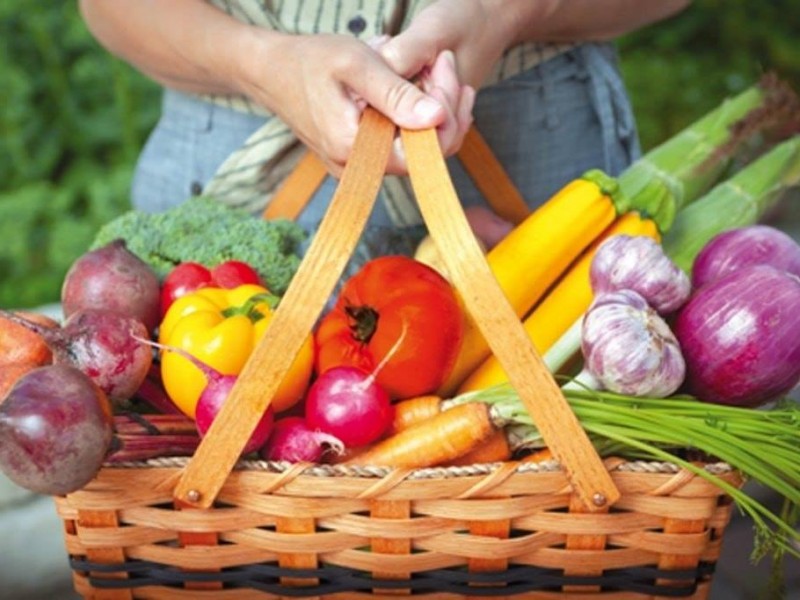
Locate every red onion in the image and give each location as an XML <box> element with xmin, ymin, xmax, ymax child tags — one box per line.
<box><xmin>675</xmin><ymin>264</ymin><xmax>800</xmax><ymax>407</ymax></box>
<box><xmin>691</xmin><ymin>224</ymin><xmax>800</xmax><ymax>289</ymax></box>
<box><xmin>590</xmin><ymin>234</ymin><xmax>691</xmax><ymax>314</ymax></box>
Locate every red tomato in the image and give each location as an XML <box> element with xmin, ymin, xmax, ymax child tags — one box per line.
<box><xmin>314</xmin><ymin>256</ymin><xmax>464</xmax><ymax>399</ymax></box>
<box><xmin>160</xmin><ymin>261</ymin><xmax>264</xmax><ymax>317</ymax></box>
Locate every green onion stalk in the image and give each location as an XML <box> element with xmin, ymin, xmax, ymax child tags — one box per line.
<box><xmin>450</xmin><ymin>383</ymin><xmax>800</xmax><ymax>563</ymax></box>
<box><xmin>617</xmin><ymin>73</ymin><xmax>800</xmax><ymax>233</ymax></box>
<box><xmin>662</xmin><ymin>135</ymin><xmax>800</xmax><ymax>274</ymax></box>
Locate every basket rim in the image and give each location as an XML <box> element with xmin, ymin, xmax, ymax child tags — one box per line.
<box><xmin>101</xmin><ymin>456</ymin><xmax>735</xmax><ymax>479</ymax></box>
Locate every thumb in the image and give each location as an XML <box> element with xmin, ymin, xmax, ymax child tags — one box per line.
<box><xmin>378</xmin><ymin>31</ymin><xmax>439</xmax><ymax>79</ymax></box>
<box><xmin>361</xmin><ymin>73</ymin><xmax>447</xmax><ymax>130</ymax></box>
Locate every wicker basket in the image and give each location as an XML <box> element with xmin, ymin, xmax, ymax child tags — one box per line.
<box><xmin>55</xmin><ymin>109</ymin><xmax>744</xmax><ymax>599</ymax></box>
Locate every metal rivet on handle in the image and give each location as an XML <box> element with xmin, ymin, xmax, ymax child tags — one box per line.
<box><xmin>186</xmin><ymin>489</ymin><xmax>201</xmax><ymax>504</ymax></box>
<box><xmin>592</xmin><ymin>493</ymin><xmax>607</xmax><ymax>507</ymax></box>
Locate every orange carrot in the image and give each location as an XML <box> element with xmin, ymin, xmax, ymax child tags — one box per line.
<box><xmin>346</xmin><ymin>402</ymin><xmax>496</xmax><ymax>468</ymax></box>
<box><xmin>389</xmin><ymin>394</ymin><xmax>443</xmax><ymax>433</ymax></box>
<box><xmin>0</xmin><ymin>311</ymin><xmax>57</xmax><ymax>366</ymax></box>
<box><xmin>520</xmin><ymin>447</ymin><xmax>553</xmax><ymax>463</ymax></box>
<box><xmin>445</xmin><ymin>428</ymin><xmax>511</xmax><ymax>465</ymax></box>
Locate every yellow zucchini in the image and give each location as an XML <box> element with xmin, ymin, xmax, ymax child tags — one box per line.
<box><xmin>437</xmin><ymin>170</ymin><xmax>621</xmax><ymax>396</ymax></box>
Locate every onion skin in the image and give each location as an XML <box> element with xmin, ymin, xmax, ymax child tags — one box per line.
<box><xmin>590</xmin><ymin>235</ymin><xmax>691</xmax><ymax>314</ymax></box>
<box><xmin>675</xmin><ymin>265</ymin><xmax>800</xmax><ymax>407</ymax></box>
<box><xmin>581</xmin><ymin>289</ymin><xmax>685</xmax><ymax>397</ymax></box>
<box><xmin>691</xmin><ymin>225</ymin><xmax>800</xmax><ymax>289</ymax></box>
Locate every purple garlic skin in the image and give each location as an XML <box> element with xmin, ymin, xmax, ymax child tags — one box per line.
<box><xmin>590</xmin><ymin>234</ymin><xmax>691</xmax><ymax>314</ymax></box>
<box><xmin>582</xmin><ymin>289</ymin><xmax>686</xmax><ymax>397</ymax></box>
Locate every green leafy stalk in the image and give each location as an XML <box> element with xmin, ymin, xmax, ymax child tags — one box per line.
<box><xmin>617</xmin><ymin>74</ymin><xmax>799</xmax><ymax>232</ymax></box>
<box><xmin>662</xmin><ymin>136</ymin><xmax>800</xmax><ymax>273</ymax></box>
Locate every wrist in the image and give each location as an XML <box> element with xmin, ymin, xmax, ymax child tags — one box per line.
<box><xmin>480</xmin><ymin>0</ymin><xmax>559</xmax><ymax>46</ymax></box>
<box><xmin>225</xmin><ymin>26</ymin><xmax>290</xmax><ymax>107</ymax></box>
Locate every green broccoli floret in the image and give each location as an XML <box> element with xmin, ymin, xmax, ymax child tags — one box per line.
<box><xmin>91</xmin><ymin>196</ymin><xmax>306</xmax><ymax>295</ymax></box>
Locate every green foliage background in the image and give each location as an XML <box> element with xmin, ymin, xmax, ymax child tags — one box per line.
<box><xmin>1</xmin><ymin>1</ymin><xmax>799</xmax><ymax>309</ymax></box>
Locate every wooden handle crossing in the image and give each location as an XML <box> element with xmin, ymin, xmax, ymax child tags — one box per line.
<box><xmin>174</xmin><ymin>109</ymin><xmax>620</xmax><ymax>511</ymax></box>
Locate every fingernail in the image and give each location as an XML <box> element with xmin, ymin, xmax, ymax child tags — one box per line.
<box><xmin>414</xmin><ymin>97</ymin><xmax>443</xmax><ymax>121</ymax></box>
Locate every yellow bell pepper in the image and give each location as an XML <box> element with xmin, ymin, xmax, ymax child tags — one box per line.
<box><xmin>158</xmin><ymin>284</ymin><xmax>313</xmax><ymax>419</ymax></box>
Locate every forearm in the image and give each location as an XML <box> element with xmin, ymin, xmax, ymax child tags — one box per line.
<box><xmin>78</xmin><ymin>0</ymin><xmax>279</xmax><ymax>97</ymax></box>
<box><xmin>490</xmin><ymin>0</ymin><xmax>692</xmax><ymax>45</ymax></box>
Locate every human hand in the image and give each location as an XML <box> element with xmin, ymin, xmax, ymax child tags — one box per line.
<box><xmin>237</xmin><ymin>33</ymin><xmax>473</xmax><ymax>176</ymax></box>
<box><xmin>377</xmin><ymin>0</ymin><xmax>518</xmax><ymax>90</ymax></box>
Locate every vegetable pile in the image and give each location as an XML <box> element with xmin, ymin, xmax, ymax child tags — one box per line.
<box><xmin>1</xmin><ymin>77</ymin><xmax>800</xmax><ymax>588</ymax></box>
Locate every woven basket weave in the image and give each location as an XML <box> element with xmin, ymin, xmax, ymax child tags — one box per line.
<box><xmin>55</xmin><ymin>110</ymin><xmax>743</xmax><ymax>599</ymax></box>
<box><xmin>56</xmin><ymin>458</ymin><xmax>741</xmax><ymax>599</ymax></box>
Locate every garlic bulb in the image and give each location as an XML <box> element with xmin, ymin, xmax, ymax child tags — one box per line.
<box><xmin>580</xmin><ymin>289</ymin><xmax>686</xmax><ymax>397</ymax></box>
<box><xmin>590</xmin><ymin>234</ymin><xmax>691</xmax><ymax>314</ymax></box>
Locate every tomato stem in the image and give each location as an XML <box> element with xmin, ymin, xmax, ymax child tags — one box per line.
<box><xmin>344</xmin><ymin>304</ymin><xmax>379</xmax><ymax>343</ymax></box>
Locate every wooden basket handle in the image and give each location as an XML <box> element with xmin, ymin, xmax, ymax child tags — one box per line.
<box><xmin>262</xmin><ymin>124</ymin><xmax>531</xmax><ymax>225</ymax></box>
<box><xmin>174</xmin><ymin>109</ymin><xmax>620</xmax><ymax>511</ymax></box>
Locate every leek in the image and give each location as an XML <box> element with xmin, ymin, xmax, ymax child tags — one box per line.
<box><xmin>663</xmin><ymin>136</ymin><xmax>800</xmax><ymax>273</ymax></box>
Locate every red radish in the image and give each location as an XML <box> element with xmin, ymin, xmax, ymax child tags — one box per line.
<box><xmin>304</xmin><ymin>365</ymin><xmax>393</xmax><ymax>448</ymax></box>
<box><xmin>674</xmin><ymin>264</ymin><xmax>800</xmax><ymax>407</ymax></box>
<box><xmin>260</xmin><ymin>417</ymin><xmax>344</xmax><ymax>462</ymax></box>
<box><xmin>0</xmin><ymin>308</ymin><xmax>152</xmax><ymax>404</ymax></box>
<box><xmin>305</xmin><ymin>324</ymin><xmax>406</xmax><ymax>448</ymax></box>
<box><xmin>691</xmin><ymin>224</ymin><xmax>800</xmax><ymax>289</ymax></box>
<box><xmin>135</xmin><ymin>338</ymin><xmax>273</xmax><ymax>454</ymax></box>
<box><xmin>62</xmin><ymin>239</ymin><xmax>161</xmax><ymax>332</ymax></box>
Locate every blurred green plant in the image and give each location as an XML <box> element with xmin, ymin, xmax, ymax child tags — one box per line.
<box><xmin>0</xmin><ymin>5</ymin><xmax>159</xmax><ymax>308</ymax></box>
<box><xmin>1</xmin><ymin>1</ymin><xmax>798</xmax><ymax>309</ymax></box>
<box><xmin>619</xmin><ymin>0</ymin><xmax>800</xmax><ymax>149</ymax></box>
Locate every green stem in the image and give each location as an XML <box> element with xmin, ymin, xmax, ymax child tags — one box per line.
<box><xmin>617</xmin><ymin>80</ymin><xmax>784</xmax><ymax>231</ymax></box>
<box><xmin>221</xmin><ymin>292</ymin><xmax>280</xmax><ymax>321</ymax></box>
<box><xmin>542</xmin><ymin>315</ymin><xmax>583</xmax><ymax>374</ymax></box>
<box><xmin>663</xmin><ymin>136</ymin><xmax>800</xmax><ymax>273</ymax></box>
